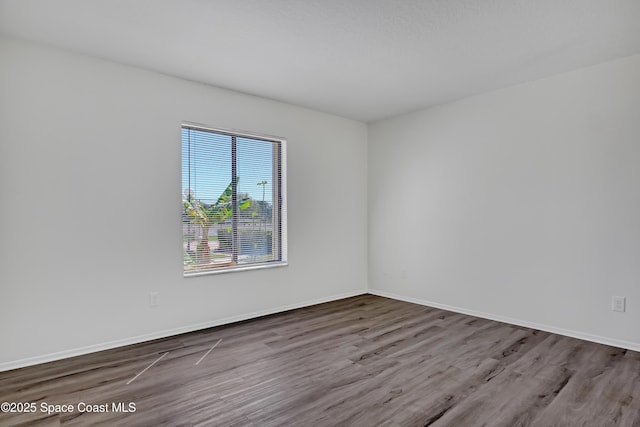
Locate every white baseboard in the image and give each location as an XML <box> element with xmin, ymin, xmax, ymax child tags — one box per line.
<box><xmin>0</xmin><ymin>289</ymin><xmax>368</xmax><ymax>372</ymax></box>
<box><xmin>6</xmin><ymin>287</ymin><xmax>637</xmax><ymax>372</ymax></box>
<box><xmin>369</xmin><ymin>289</ymin><xmax>640</xmax><ymax>352</ymax></box>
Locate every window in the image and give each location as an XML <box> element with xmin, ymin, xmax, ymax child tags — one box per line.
<box><xmin>182</xmin><ymin>123</ymin><xmax>287</xmax><ymax>276</ymax></box>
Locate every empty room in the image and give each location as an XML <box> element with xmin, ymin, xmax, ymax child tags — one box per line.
<box><xmin>1</xmin><ymin>1</ymin><xmax>640</xmax><ymax>426</ymax></box>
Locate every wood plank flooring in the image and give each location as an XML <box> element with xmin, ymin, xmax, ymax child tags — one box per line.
<box><xmin>1</xmin><ymin>294</ymin><xmax>639</xmax><ymax>426</ymax></box>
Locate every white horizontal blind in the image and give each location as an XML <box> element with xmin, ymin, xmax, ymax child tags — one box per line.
<box><xmin>182</xmin><ymin>124</ymin><xmax>287</xmax><ymax>275</ymax></box>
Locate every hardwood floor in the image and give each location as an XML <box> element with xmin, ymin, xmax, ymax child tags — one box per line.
<box><xmin>1</xmin><ymin>294</ymin><xmax>639</xmax><ymax>426</ymax></box>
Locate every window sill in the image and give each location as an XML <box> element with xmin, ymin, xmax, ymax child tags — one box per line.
<box><xmin>183</xmin><ymin>261</ymin><xmax>288</xmax><ymax>278</ymax></box>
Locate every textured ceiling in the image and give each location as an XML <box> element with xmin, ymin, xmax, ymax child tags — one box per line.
<box><xmin>1</xmin><ymin>0</ymin><xmax>639</xmax><ymax>122</ymax></box>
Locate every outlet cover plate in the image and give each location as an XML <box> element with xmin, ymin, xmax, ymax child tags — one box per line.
<box><xmin>149</xmin><ymin>292</ymin><xmax>159</xmax><ymax>308</ymax></box>
<box><xmin>612</xmin><ymin>296</ymin><xmax>625</xmax><ymax>312</ymax></box>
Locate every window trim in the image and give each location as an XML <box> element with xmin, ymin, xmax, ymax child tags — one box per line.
<box><xmin>182</xmin><ymin>122</ymin><xmax>288</xmax><ymax>277</ymax></box>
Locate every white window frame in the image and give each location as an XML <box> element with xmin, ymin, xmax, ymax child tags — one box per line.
<box><xmin>182</xmin><ymin>122</ymin><xmax>288</xmax><ymax>277</ymax></box>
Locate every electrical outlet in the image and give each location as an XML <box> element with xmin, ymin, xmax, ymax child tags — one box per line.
<box><xmin>149</xmin><ymin>292</ymin><xmax>159</xmax><ymax>308</ymax></box>
<box><xmin>612</xmin><ymin>296</ymin><xmax>625</xmax><ymax>312</ymax></box>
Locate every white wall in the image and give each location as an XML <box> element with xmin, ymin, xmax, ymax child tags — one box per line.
<box><xmin>3</xmin><ymin>35</ymin><xmax>638</xmax><ymax>371</ymax></box>
<box><xmin>0</xmin><ymin>37</ymin><xmax>368</xmax><ymax>369</ymax></box>
<box><xmin>369</xmin><ymin>54</ymin><xmax>640</xmax><ymax>349</ymax></box>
